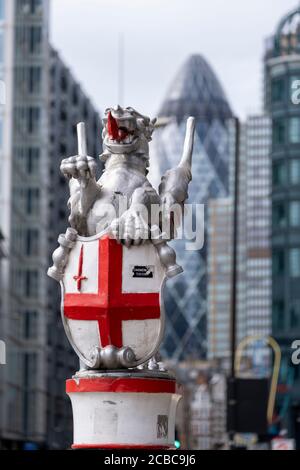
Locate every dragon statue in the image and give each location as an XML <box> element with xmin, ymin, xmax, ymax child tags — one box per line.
<box><xmin>60</xmin><ymin>105</ymin><xmax>195</xmax><ymax>256</ymax></box>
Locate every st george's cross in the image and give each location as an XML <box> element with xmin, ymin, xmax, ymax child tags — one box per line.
<box><xmin>61</xmin><ymin>234</ymin><xmax>165</xmax><ymax>362</ymax></box>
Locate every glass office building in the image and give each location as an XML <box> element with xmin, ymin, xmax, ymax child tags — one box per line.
<box><xmin>150</xmin><ymin>55</ymin><xmax>233</xmax><ymax>361</ymax></box>
<box><xmin>207</xmin><ymin>116</ymin><xmax>271</xmax><ymax>366</ymax></box>
<box><xmin>265</xmin><ymin>6</ymin><xmax>300</xmax><ymax>441</ymax></box>
<box><xmin>0</xmin><ymin>1</ymin><xmax>101</xmax><ymax>449</ymax></box>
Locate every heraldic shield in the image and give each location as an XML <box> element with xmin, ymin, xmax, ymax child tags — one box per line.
<box><xmin>60</xmin><ymin>231</ymin><xmax>166</xmax><ymax>369</ymax></box>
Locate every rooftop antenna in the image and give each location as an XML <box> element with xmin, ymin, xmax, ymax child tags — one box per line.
<box><xmin>118</xmin><ymin>32</ymin><xmax>125</xmax><ymax>106</ymax></box>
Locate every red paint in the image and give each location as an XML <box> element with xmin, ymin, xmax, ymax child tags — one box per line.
<box><xmin>107</xmin><ymin>111</ymin><xmax>119</xmax><ymax>141</ymax></box>
<box><xmin>107</xmin><ymin>111</ymin><xmax>133</xmax><ymax>142</ymax></box>
<box><xmin>64</xmin><ymin>236</ymin><xmax>160</xmax><ymax>348</ymax></box>
<box><xmin>73</xmin><ymin>244</ymin><xmax>87</xmax><ymax>292</ymax></box>
<box><xmin>66</xmin><ymin>377</ymin><xmax>176</xmax><ymax>394</ymax></box>
<box><xmin>72</xmin><ymin>444</ymin><xmax>173</xmax><ymax>450</ymax></box>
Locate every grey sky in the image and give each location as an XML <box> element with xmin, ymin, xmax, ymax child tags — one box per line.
<box><xmin>51</xmin><ymin>0</ymin><xmax>297</xmax><ymax>120</ymax></box>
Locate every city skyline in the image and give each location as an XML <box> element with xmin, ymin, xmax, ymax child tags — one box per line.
<box><xmin>1</xmin><ymin>0</ymin><xmax>300</xmax><ymax>451</ymax></box>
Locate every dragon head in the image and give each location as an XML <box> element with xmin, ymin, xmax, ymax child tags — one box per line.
<box><xmin>101</xmin><ymin>106</ymin><xmax>156</xmax><ymax>159</ymax></box>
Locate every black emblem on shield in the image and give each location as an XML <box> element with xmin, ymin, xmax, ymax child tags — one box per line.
<box><xmin>132</xmin><ymin>265</ymin><xmax>154</xmax><ymax>278</ymax></box>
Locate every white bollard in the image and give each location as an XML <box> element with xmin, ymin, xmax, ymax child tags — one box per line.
<box><xmin>67</xmin><ymin>374</ymin><xmax>181</xmax><ymax>449</ymax></box>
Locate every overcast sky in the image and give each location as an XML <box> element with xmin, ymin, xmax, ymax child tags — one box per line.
<box><xmin>51</xmin><ymin>0</ymin><xmax>297</xmax><ymax>120</ymax></box>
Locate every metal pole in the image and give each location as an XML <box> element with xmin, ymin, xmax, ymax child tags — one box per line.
<box><xmin>228</xmin><ymin>117</ymin><xmax>240</xmax><ymax>446</ymax></box>
<box><xmin>118</xmin><ymin>33</ymin><xmax>124</xmax><ymax>106</ymax></box>
<box><xmin>230</xmin><ymin>117</ymin><xmax>240</xmax><ymax>378</ymax></box>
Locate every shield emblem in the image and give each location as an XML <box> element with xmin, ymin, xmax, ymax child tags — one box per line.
<box><xmin>60</xmin><ymin>231</ymin><xmax>166</xmax><ymax>368</ymax></box>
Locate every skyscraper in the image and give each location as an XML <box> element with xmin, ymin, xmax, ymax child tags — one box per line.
<box><xmin>0</xmin><ymin>1</ymin><xmax>102</xmax><ymax>449</ymax></box>
<box><xmin>150</xmin><ymin>55</ymin><xmax>233</xmax><ymax>361</ymax></box>
<box><xmin>265</xmin><ymin>5</ymin><xmax>300</xmax><ymax>439</ymax></box>
<box><xmin>207</xmin><ymin>198</ymin><xmax>233</xmax><ymax>360</ymax></box>
<box><xmin>0</xmin><ymin>0</ymin><xmax>50</xmax><ymax>448</ymax></box>
<box><xmin>46</xmin><ymin>47</ymin><xmax>102</xmax><ymax>450</ymax></box>
<box><xmin>244</xmin><ymin>116</ymin><xmax>271</xmax><ymax>345</ymax></box>
<box><xmin>208</xmin><ymin>115</ymin><xmax>271</xmax><ymax>366</ymax></box>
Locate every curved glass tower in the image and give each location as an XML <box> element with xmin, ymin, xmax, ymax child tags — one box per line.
<box><xmin>265</xmin><ymin>6</ymin><xmax>300</xmax><ymax>436</ymax></box>
<box><xmin>150</xmin><ymin>55</ymin><xmax>233</xmax><ymax>361</ymax></box>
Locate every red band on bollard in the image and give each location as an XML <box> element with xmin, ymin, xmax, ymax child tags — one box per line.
<box><xmin>66</xmin><ymin>377</ymin><xmax>176</xmax><ymax>394</ymax></box>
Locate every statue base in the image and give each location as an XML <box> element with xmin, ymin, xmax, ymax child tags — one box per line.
<box><xmin>66</xmin><ymin>371</ymin><xmax>181</xmax><ymax>449</ymax></box>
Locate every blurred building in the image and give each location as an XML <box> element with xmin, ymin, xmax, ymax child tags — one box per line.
<box><xmin>46</xmin><ymin>48</ymin><xmax>102</xmax><ymax>449</ymax></box>
<box><xmin>207</xmin><ymin>198</ymin><xmax>233</xmax><ymax>361</ymax></box>
<box><xmin>208</xmin><ymin>116</ymin><xmax>271</xmax><ymax>369</ymax></box>
<box><xmin>175</xmin><ymin>362</ymin><xmax>227</xmax><ymax>450</ymax></box>
<box><xmin>0</xmin><ymin>0</ymin><xmax>50</xmax><ymax>449</ymax></box>
<box><xmin>188</xmin><ymin>375</ymin><xmax>227</xmax><ymax>450</ymax></box>
<box><xmin>0</xmin><ymin>0</ymin><xmax>101</xmax><ymax>449</ymax></box>
<box><xmin>265</xmin><ymin>5</ymin><xmax>300</xmax><ymax>442</ymax></box>
<box><xmin>244</xmin><ymin>116</ymin><xmax>271</xmax><ymax>347</ymax></box>
<box><xmin>150</xmin><ymin>54</ymin><xmax>233</xmax><ymax>361</ymax></box>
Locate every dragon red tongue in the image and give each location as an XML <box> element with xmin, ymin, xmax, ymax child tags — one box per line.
<box><xmin>107</xmin><ymin>111</ymin><xmax>119</xmax><ymax>140</ymax></box>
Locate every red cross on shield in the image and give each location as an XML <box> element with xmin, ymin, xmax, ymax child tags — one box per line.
<box><xmin>61</xmin><ymin>233</ymin><xmax>165</xmax><ymax>366</ymax></box>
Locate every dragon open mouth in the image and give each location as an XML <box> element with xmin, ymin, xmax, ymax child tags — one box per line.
<box><xmin>107</xmin><ymin>111</ymin><xmax>136</xmax><ymax>145</ymax></box>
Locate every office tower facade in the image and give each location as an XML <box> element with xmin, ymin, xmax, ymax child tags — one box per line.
<box><xmin>150</xmin><ymin>54</ymin><xmax>233</xmax><ymax>362</ymax></box>
<box><xmin>244</xmin><ymin>116</ymin><xmax>271</xmax><ymax>344</ymax></box>
<box><xmin>0</xmin><ymin>0</ymin><xmax>50</xmax><ymax>448</ymax></box>
<box><xmin>265</xmin><ymin>6</ymin><xmax>300</xmax><ymax>439</ymax></box>
<box><xmin>0</xmin><ymin>1</ymin><xmax>102</xmax><ymax>449</ymax></box>
<box><xmin>46</xmin><ymin>47</ymin><xmax>102</xmax><ymax>449</ymax></box>
<box><xmin>207</xmin><ymin>198</ymin><xmax>233</xmax><ymax>360</ymax></box>
<box><xmin>207</xmin><ymin>116</ymin><xmax>271</xmax><ymax>365</ymax></box>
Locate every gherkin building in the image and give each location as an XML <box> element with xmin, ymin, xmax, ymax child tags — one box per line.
<box><xmin>150</xmin><ymin>54</ymin><xmax>233</xmax><ymax>361</ymax></box>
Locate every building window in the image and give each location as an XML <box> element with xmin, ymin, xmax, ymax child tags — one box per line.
<box><xmin>273</xmin><ymin>300</ymin><xmax>285</xmax><ymax>330</ymax></box>
<box><xmin>25</xmin><ymin>228</ymin><xmax>39</xmax><ymax>256</ymax></box>
<box><xmin>15</xmin><ymin>24</ymin><xmax>42</xmax><ymax>56</ymax></box>
<box><xmin>273</xmin><ymin>161</ymin><xmax>286</xmax><ymax>186</ymax></box>
<box><xmin>289</xmin><ymin>248</ymin><xmax>300</xmax><ymax>278</ymax></box>
<box><xmin>29</xmin><ymin>26</ymin><xmax>42</xmax><ymax>54</ymax></box>
<box><xmin>23</xmin><ymin>311</ymin><xmax>38</xmax><ymax>339</ymax></box>
<box><xmin>25</xmin><ymin>270</ymin><xmax>39</xmax><ymax>298</ymax></box>
<box><xmin>16</xmin><ymin>147</ymin><xmax>40</xmax><ymax>175</ymax></box>
<box><xmin>72</xmin><ymin>85</ymin><xmax>79</xmax><ymax>106</ymax></box>
<box><xmin>273</xmin><ymin>118</ymin><xmax>286</xmax><ymax>145</ymax></box>
<box><xmin>289</xmin><ymin>117</ymin><xmax>300</xmax><ymax>144</ymax></box>
<box><xmin>60</xmin><ymin>74</ymin><xmax>68</xmax><ymax>93</ymax></box>
<box><xmin>60</xmin><ymin>108</ymin><xmax>67</xmax><ymax>122</ymax></box>
<box><xmin>273</xmin><ymin>202</ymin><xmax>287</xmax><ymax>228</ymax></box>
<box><xmin>30</xmin><ymin>0</ymin><xmax>42</xmax><ymax>14</ymax></box>
<box><xmin>290</xmin><ymin>302</ymin><xmax>300</xmax><ymax>329</ymax></box>
<box><xmin>27</xmin><ymin>148</ymin><xmax>40</xmax><ymax>174</ymax></box>
<box><xmin>273</xmin><ymin>249</ymin><xmax>285</xmax><ymax>276</ymax></box>
<box><xmin>14</xmin><ymin>107</ymin><xmax>40</xmax><ymax>135</ymax></box>
<box><xmin>289</xmin><ymin>201</ymin><xmax>300</xmax><ymax>227</ymax></box>
<box><xmin>28</xmin><ymin>66</ymin><xmax>41</xmax><ymax>94</ymax></box>
<box><xmin>16</xmin><ymin>66</ymin><xmax>41</xmax><ymax>94</ymax></box>
<box><xmin>271</xmin><ymin>77</ymin><xmax>285</xmax><ymax>103</ymax></box>
<box><xmin>23</xmin><ymin>353</ymin><xmax>37</xmax><ymax>384</ymax></box>
<box><xmin>290</xmin><ymin>159</ymin><xmax>300</xmax><ymax>185</ymax></box>
<box><xmin>28</xmin><ymin>107</ymin><xmax>40</xmax><ymax>133</ymax></box>
<box><xmin>26</xmin><ymin>188</ymin><xmax>40</xmax><ymax>215</ymax></box>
